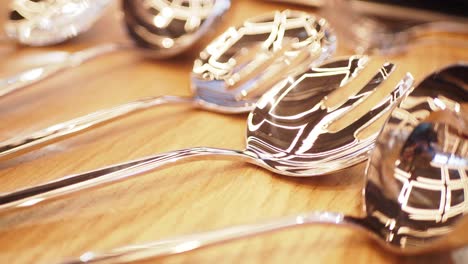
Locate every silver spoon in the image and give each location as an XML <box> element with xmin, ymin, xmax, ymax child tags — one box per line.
<box><xmin>0</xmin><ymin>55</ymin><xmax>414</xmax><ymax>213</ymax></box>
<box><xmin>0</xmin><ymin>0</ymin><xmax>231</xmax><ymax>97</ymax></box>
<box><xmin>61</xmin><ymin>64</ymin><xmax>467</xmax><ymax>264</ymax></box>
<box><xmin>0</xmin><ymin>9</ymin><xmax>335</xmax><ymax>160</ymax></box>
<box><xmin>3</xmin><ymin>0</ymin><xmax>112</xmax><ymax>46</ymax></box>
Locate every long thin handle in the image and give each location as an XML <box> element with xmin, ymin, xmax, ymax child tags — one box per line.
<box><xmin>61</xmin><ymin>211</ymin><xmax>361</xmax><ymax>264</ymax></box>
<box><xmin>0</xmin><ymin>147</ymin><xmax>255</xmax><ymax>213</ymax></box>
<box><xmin>0</xmin><ymin>42</ymin><xmax>128</xmax><ymax>98</ymax></box>
<box><xmin>0</xmin><ymin>95</ymin><xmax>196</xmax><ymax>161</ymax></box>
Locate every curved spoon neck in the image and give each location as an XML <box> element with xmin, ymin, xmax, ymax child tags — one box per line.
<box><xmin>139</xmin><ymin>95</ymin><xmax>197</xmax><ymax>108</ymax></box>
<box><xmin>166</xmin><ymin>147</ymin><xmax>256</xmax><ymax>164</ymax></box>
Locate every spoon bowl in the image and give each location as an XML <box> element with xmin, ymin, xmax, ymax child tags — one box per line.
<box><xmin>59</xmin><ymin>64</ymin><xmax>467</xmax><ymax>264</ymax></box>
<box><xmin>363</xmin><ymin>63</ymin><xmax>468</xmax><ymax>253</ymax></box>
<box><xmin>0</xmin><ymin>55</ymin><xmax>413</xmax><ymax>212</ymax></box>
<box><xmin>123</xmin><ymin>0</ymin><xmax>231</xmax><ymax>58</ymax></box>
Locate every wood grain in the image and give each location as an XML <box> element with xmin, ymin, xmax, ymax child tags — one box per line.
<box><xmin>0</xmin><ymin>1</ymin><xmax>467</xmax><ymax>263</ymax></box>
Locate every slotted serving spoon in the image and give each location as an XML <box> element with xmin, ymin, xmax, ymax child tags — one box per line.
<box><xmin>61</xmin><ymin>64</ymin><xmax>467</xmax><ymax>264</ymax></box>
<box><xmin>3</xmin><ymin>0</ymin><xmax>112</xmax><ymax>46</ymax></box>
<box><xmin>0</xmin><ymin>55</ymin><xmax>413</xmax><ymax>213</ymax></box>
<box><xmin>0</xmin><ymin>0</ymin><xmax>231</xmax><ymax>97</ymax></box>
<box><xmin>0</xmin><ymin>9</ymin><xmax>335</xmax><ymax>160</ymax></box>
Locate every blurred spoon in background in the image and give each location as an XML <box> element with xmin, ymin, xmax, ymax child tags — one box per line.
<box><xmin>2</xmin><ymin>0</ymin><xmax>112</xmax><ymax>46</ymax></box>
<box><xmin>0</xmin><ymin>0</ymin><xmax>231</xmax><ymax>98</ymax></box>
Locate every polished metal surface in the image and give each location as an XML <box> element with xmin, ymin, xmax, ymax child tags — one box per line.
<box><xmin>363</xmin><ymin>63</ymin><xmax>468</xmax><ymax>252</ymax></box>
<box><xmin>5</xmin><ymin>0</ymin><xmax>112</xmax><ymax>46</ymax></box>
<box><xmin>0</xmin><ymin>10</ymin><xmax>335</xmax><ymax>160</ymax></box>
<box><xmin>123</xmin><ymin>0</ymin><xmax>230</xmax><ymax>58</ymax></box>
<box><xmin>0</xmin><ymin>0</ymin><xmax>230</xmax><ymax>98</ymax></box>
<box><xmin>0</xmin><ymin>55</ymin><xmax>413</xmax><ymax>213</ymax></box>
<box><xmin>58</xmin><ymin>64</ymin><xmax>466</xmax><ymax>264</ymax></box>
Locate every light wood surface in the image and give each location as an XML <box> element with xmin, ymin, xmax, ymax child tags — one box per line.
<box><xmin>1</xmin><ymin>1</ymin><xmax>467</xmax><ymax>264</ymax></box>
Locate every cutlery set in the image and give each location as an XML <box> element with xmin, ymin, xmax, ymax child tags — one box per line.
<box><xmin>0</xmin><ymin>0</ymin><xmax>467</xmax><ymax>263</ymax></box>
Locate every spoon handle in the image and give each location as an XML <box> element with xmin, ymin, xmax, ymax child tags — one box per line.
<box><xmin>60</xmin><ymin>211</ymin><xmax>362</xmax><ymax>264</ymax></box>
<box><xmin>0</xmin><ymin>42</ymin><xmax>127</xmax><ymax>98</ymax></box>
<box><xmin>0</xmin><ymin>147</ymin><xmax>254</xmax><ymax>213</ymax></box>
<box><xmin>0</xmin><ymin>95</ymin><xmax>195</xmax><ymax>161</ymax></box>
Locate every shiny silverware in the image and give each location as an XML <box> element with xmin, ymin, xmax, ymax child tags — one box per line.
<box><xmin>0</xmin><ymin>10</ymin><xmax>335</xmax><ymax>160</ymax></box>
<box><xmin>61</xmin><ymin>64</ymin><xmax>467</xmax><ymax>264</ymax></box>
<box><xmin>0</xmin><ymin>55</ymin><xmax>413</xmax><ymax>213</ymax></box>
<box><xmin>0</xmin><ymin>0</ymin><xmax>231</xmax><ymax>97</ymax></box>
<box><xmin>3</xmin><ymin>0</ymin><xmax>112</xmax><ymax>46</ymax></box>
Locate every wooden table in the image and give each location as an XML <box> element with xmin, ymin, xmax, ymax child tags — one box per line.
<box><xmin>1</xmin><ymin>1</ymin><xmax>467</xmax><ymax>263</ymax></box>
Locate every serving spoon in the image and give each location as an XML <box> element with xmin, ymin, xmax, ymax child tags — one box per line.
<box><xmin>0</xmin><ymin>9</ymin><xmax>335</xmax><ymax>160</ymax></box>
<box><xmin>3</xmin><ymin>0</ymin><xmax>112</xmax><ymax>46</ymax></box>
<box><xmin>0</xmin><ymin>55</ymin><xmax>413</xmax><ymax>213</ymax></box>
<box><xmin>0</xmin><ymin>0</ymin><xmax>231</xmax><ymax>97</ymax></box>
<box><xmin>61</xmin><ymin>64</ymin><xmax>467</xmax><ymax>264</ymax></box>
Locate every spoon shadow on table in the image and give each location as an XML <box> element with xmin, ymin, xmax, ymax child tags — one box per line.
<box><xmin>270</xmin><ymin>162</ymin><xmax>365</xmax><ymax>191</ymax></box>
<box><xmin>0</xmin><ymin>106</ymin><xmax>217</xmax><ymax>170</ymax></box>
<box><xmin>0</xmin><ymin>161</ymin><xmax>365</xmax><ymax>226</ymax></box>
<box><xmin>0</xmin><ymin>159</ymin><xmax>259</xmax><ymax>230</ymax></box>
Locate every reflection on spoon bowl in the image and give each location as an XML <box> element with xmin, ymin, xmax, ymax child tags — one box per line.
<box><xmin>364</xmin><ymin>63</ymin><xmax>468</xmax><ymax>252</ymax></box>
<box><xmin>123</xmin><ymin>0</ymin><xmax>231</xmax><ymax>58</ymax></box>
